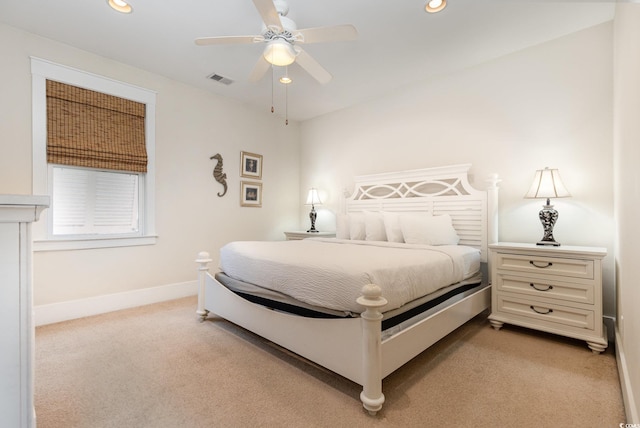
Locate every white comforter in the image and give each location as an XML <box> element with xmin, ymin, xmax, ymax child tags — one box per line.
<box><xmin>219</xmin><ymin>238</ymin><xmax>480</xmax><ymax>314</ymax></box>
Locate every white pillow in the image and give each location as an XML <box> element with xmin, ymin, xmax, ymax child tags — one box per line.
<box><xmin>400</xmin><ymin>213</ymin><xmax>460</xmax><ymax>246</ymax></box>
<box><xmin>382</xmin><ymin>212</ymin><xmax>404</xmax><ymax>243</ymax></box>
<box><xmin>364</xmin><ymin>211</ymin><xmax>387</xmax><ymax>241</ymax></box>
<box><xmin>336</xmin><ymin>214</ymin><xmax>350</xmax><ymax>239</ymax></box>
<box><xmin>349</xmin><ymin>213</ymin><xmax>366</xmax><ymax>240</ymax></box>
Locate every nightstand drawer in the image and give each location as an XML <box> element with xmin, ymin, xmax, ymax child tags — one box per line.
<box><xmin>495</xmin><ymin>274</ymin><xmax>594</xmax><ymax>305</ymax></box>
<box><xmin>495</xmin><ymin>294</ymin><xmax>594</xmax><ymax>330</ymax></box>
<box><xmin>495</xmin><ymin>253</ymin><xmax>594</xmax><ymax>280</ymax></box>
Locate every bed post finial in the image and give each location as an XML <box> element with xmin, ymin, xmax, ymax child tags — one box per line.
<box><xmin>486</xmin><ymin>173</ymin><xmax>501</xmax><ymax>246</ymax></box>
<box><xmin>486</xmin><ymin>173</ymin><xmax>501</xmax><ymax>284</ymax></box>
<box><xmin>357</xmin><ymin>284</ymin><xmax>388</xmax><ymax>415</ymax></box>
<box><xmin>195</xmin><ymin>251</ymin><xmax>212</xmax><ymax>322</ymax></box>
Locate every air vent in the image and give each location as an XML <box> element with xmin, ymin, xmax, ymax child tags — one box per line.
<box><xmin>207</xmin><ymin>73</ymin><xmax>234</xmax><ymax>85</ymax></box>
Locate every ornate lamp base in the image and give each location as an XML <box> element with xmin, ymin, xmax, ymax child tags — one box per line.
<box><xmin>307</xmin><ymin>205</ymin><xmax>319</xmax><ymax>233</ymax></box>
<box><xmin>537</xmin><ymin>200</ymin><xmax>560</xmax><ymax>246</ymax></box>
<box><xmin>537</xmin><ymin>239</ymin><xmax>561</xmax><ymax>247</ymax></box>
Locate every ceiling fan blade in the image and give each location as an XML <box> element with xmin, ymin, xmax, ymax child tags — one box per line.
<box><xmin>296</xmin><ymin>24</ymin><xmax>358</xmax><ymax>44</ymax></box>
<box><xmin>249</xmin><ymin>56</ymin><xmax>272</xmax><ymax>82</ymax></box>
<box><xmin>252</xmin><ymin>0</ymin><xmax>283</xmax><ymax>31</ymax></box>
<box><xmin>195</xmin><ymin>35</ymin><xmax>260</xmax><ymax>46</ymax></box>
<box><xmin>295</xmin><ymin>48</ymin><xmax>332</xmax><ymax>84</ymax></box>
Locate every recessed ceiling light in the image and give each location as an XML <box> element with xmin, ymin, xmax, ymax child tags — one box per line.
<box><xmin>279</xmin><ymin>76</ymin><xmax>292</xmax><ymax>84</ymax></box>
<box><xmin>107</xmin><ymin>0</ymin><xmax>132</xmax><ymax>14</ymax></box>
<box><xmin>425</xmin><ymin>0</ymin><xmax>447</xmax><ymax>13</ymax></box>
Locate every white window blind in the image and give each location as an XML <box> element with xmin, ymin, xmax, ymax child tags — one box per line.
<box><xmin>51</xmin><ymin>166</ymin><xmax>139</xmax><ymax>236</ymax></box>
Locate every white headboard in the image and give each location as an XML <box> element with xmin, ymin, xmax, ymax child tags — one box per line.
<box><xmin>344</xmin><ymin>164</ymin><xmax>499</xmax><ymax>262</ymax></box>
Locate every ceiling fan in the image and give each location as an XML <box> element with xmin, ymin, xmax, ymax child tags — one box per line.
<box><xmin>195</xmin><ymin>0</ymin><xmax>357</xmax><ymax>84</ymax></box>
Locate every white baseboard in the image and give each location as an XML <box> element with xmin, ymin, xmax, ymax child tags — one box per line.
<box><xmin>616</xmin><ymin>327</ymin><xmax>639</xmax><ymax>424</ymax></box>
<box><xmin>34</xmin><ymin>280</ymin><xmax>197</xmax><ymax>327</ymax></box>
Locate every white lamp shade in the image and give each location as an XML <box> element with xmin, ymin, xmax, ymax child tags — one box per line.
<box><xmin>524</xmin><ymin>167</ymin><xmax>571</xmax><ymax>199</ymax></box>
<box><xmin>305</xmin><ymin>188</ymin><xmax>322</xmax><ymax>205</ymax></box>
<box><xmin>263</xmin><ymin>39</ymin><xmax>296</xmax><ymax>66</ymax></box>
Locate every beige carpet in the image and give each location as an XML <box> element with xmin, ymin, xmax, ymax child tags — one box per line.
<box><xmin>35</xmin><ymin>296</ymin><xmax>625</xmax><ymax>428</ymax></box>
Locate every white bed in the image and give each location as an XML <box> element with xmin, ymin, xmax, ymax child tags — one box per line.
<box><xmin>196</xmin><ymin>163</ymin><xmax>500</xmax><ymax>415</ymax></box>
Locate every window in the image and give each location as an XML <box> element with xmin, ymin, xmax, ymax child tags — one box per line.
<box><xmin>51</xmin><ymin>166</ymin><xmax>140</xmax><ymax>236</ymax></box>
<box><xmin>31</xmin><ymin>58</ymin><xmax>157</xmax><ymax>251</ymax></box>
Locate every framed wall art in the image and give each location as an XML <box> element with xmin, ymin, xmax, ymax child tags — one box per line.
<box><xmin>240</xmin><ymin>151</ymin><xmax>262</xmax><ymax>179</ymax></box>
<box><xmin>240</xmin><ymin>181</ymin><xmax>262</xmax><ymax>207</ymax></box>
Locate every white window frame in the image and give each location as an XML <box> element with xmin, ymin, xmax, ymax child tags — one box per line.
<box><xmin>31</xmin><ymin>57</ymin><xmax>157</xmax><ymax>251</ymax></box>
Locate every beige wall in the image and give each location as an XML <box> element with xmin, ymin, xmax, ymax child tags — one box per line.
<box><xmin>0</xmin><ymin>24</ymin><xmax>301</xmax><ymax>306</ymax></box>
<box><xmin>300</xmin><ymin>22</ymin><xmax>615</xmax><ymax>315</ymax></box>
<box><xmin>1</xmin><ymin>6</ymin><xmax>635</xmax><ymax>419</ymax></box>
<box><xmin>613</xmin><ymin>4</ymin><xmax>640</xmax><ymax>422</ymax></box>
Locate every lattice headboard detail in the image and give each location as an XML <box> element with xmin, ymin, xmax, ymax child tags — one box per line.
<box><xmin>344</xmin><ymin>164</ymin><xmax>499</xmax><ymax>262</ymax></box>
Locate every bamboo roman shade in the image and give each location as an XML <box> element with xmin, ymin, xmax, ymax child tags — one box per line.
<box><xmin>46</xmin><ymin>80</ymin><xmax>147</xmax><ymax>173</ymax></box>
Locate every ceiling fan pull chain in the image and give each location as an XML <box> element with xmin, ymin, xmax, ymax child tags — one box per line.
<box><xmin>285</xmin><ymin>80</ymin><xmax>288</xmax><ymax>125</ymax></box>
<box><xmin>271</xmin><ymin>65</ymin><xmax>275</xmax><ymax>113</ymax></box>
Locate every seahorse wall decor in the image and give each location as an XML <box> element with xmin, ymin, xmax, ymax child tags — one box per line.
<box><xmin>210</xmin><ymin>153</ymin><xmax>228</xmax><ymax>197</ymax></box>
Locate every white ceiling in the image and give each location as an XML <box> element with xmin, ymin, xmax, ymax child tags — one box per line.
<box><xmin>0</xmin><ymin>0</ymin><xmax>615</xmax><ymax>122</ymax></box>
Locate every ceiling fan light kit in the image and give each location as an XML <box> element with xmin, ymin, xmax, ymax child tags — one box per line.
<box><xmin>263</xmin><ymin>39</ymin><xmax>296</xmax><ymax>66</ymax></box>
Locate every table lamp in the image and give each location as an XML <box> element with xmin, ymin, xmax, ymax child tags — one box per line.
<box><xmin>305</xmin><ymin>188</ymin><xmax>322</xmax><ymax>233</ymax></box>
<box><xmin>524</xmin><ymin>167</ymin><xmax>571</xmax><ymax>246</ymax></box>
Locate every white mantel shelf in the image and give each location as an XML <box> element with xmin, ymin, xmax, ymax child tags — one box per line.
<box><xmin>0</xmin><ymin>194</ymin><xmax>49</xmax><ymax>428</ymax></box>
<box><xmin>0</xmin><ymin>195</ymin><xmax>50</xmax><ymax>223</ymax></box>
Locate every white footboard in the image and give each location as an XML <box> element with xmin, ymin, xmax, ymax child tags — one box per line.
<box><xmin>195</xmin><ymin>253</ymin><xmax>490</xmax><ymax>415</ymax></box>
<box><xmin>196</xmin><ymin>253</ymin><xmax>389</xmax><ymax>414</ymax></box>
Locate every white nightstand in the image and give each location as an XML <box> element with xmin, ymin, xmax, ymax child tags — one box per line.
<box><xmin>284</xmin><ymin>231</ymin><xmax>336</xmax><ymax>240</ymax></box>
<box><xmin>488</xmin><ymin>242</ymin><xmax>607</xmax><ymax>353</ymax></box>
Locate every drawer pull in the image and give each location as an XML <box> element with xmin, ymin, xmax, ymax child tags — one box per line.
<box><xmin>530</xmin><ymin>283</ymin><xmax>553</xmax><ymax>292</ymax></box>
<box><xmin>530</xmin><ymin>261</ymin><xmax>553</xmax><ymax>268</ymax></box>
<box><xmin>530</xmin><ymin>305</ymin><xmax>553</xmax><ymax>315</ymax></box>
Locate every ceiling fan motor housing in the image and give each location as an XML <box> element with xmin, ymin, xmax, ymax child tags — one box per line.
<box><xmin>261</xmin><ymin>13</ymin><xmax>297</xmax><ymax>41</ymax></box>
<box><xmin>274</xmin><ymin>0</ymin><xmax>289</xmax><ymax>16</ymax></box>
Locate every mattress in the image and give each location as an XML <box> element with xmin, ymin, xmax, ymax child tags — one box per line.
<box><xmin>215</xmin><ymin>271</ymin><xmax>485</xmax><ymax>331</ymax></box>
<box><xmin>218</xmin><ymin>238</ymin><xmax>481</xmax><ymax>315</ymax></box>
